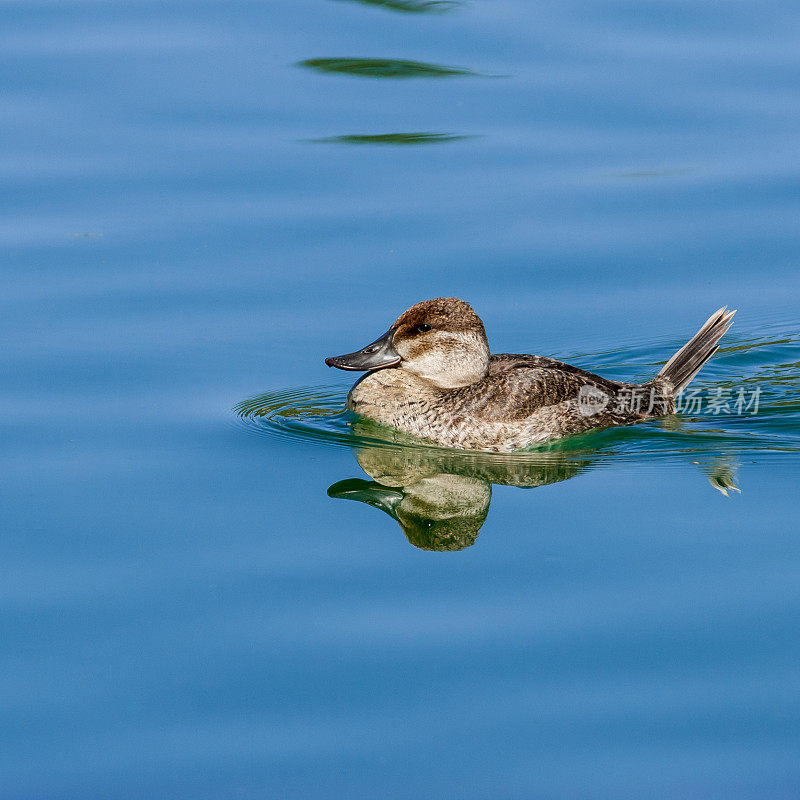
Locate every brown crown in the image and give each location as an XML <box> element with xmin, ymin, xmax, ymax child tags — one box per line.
<box><xmin>392</xmin><ymin>297</ymin><xmax>486</xmax><ymax>336</ymax></box>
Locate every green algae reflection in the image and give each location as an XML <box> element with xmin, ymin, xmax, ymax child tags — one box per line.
<box><xmin>332</xmin><ymin>0</ymin><xmax>459</xmax><ymax>12</ymax></box>
<box><xmin>298</xmin><ymin>58</ymin><xmax>475</xmax><ymax>78</ymax></box>
<box><xmin>310</xmin><ymin>132</ymin><xmax>472</xmax><ymax>146</ymax></box>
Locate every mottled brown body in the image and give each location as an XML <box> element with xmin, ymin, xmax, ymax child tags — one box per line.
<box><xmin>349</xmin><ymin>355</ymin><xmax>674</xmax><ymax>452</ymax></box>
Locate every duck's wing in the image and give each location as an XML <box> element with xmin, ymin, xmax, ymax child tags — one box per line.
<box><xmin>454</xmin><ymin>362</ymin><xmax>626</xmax><ymax>424</ymax></box>
<box><xmin>489</xmin><ymin>353</ymin><xmax>625</xmax><ymax>391</ymax></box>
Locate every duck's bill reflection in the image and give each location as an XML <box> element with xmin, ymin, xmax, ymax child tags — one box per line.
<box><xmin>325</xmin><ymin>328</ymin><xmax>400</xmax><ymax>371</ymax></box>
<box><xmin>328</xmin><ymin>479</ymin><xmax>404</xmax><ymax>515</ymax></box>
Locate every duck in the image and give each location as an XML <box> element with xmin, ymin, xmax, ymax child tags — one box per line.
<box><xmin>325</xmin><ymin>297</ymin><xmax>735</xmax><ymax>452</ymax></box>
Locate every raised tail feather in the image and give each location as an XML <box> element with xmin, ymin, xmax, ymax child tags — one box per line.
<box><xmin>657</xmin><ymin>307</ymin><xmax>736</xmax><ymax>394</ymax></box>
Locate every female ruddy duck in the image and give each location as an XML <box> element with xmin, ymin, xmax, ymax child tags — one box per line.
<box><xmin>325</xmin><ymin>298</ymin><xmax>735</xmax><ymax>452</ymax></box>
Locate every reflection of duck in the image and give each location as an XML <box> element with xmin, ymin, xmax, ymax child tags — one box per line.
<box><xmin>326</xmin><ymin>297</ymin><xmax>735</xmax><ymax>452</ymax></box>
<box><xmin>328</xmin><ymin>424</ymin><xmax>590</xmax><ymax>550</ymax></box>
<box><xmin>328</xmin><ymin>420</ymin><xmax>740</xmax><ymax>551</ymax></box>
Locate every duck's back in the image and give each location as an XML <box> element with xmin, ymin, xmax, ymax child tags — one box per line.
<box><xmin>489</xmin><ymin>353</ymin><xmax>622</xmax><ymax>387</ymax></box>
<box><xmin>448</xmin><ymin>355</ymin><xmax>626</xmax><ymax>427</ymax></box>
<box><xmin>447</xmin><ymin>354</ymin><xmax>673</xmax><ymax>450</ymax></box>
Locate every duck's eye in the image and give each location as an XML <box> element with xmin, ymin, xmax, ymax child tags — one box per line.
<box><xmin>417</xmin><ymin>323</ymin><xmax>432</xmax><ymax>333</ymax></box>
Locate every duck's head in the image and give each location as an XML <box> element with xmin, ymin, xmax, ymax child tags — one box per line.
<box><xmin>325</xmin><ymin>297</ymin><xmax>490</xmax><ymax>389</ymax></box>
<box><xmin>327</xmin><ymin>474</ymin><xmax>490</xmax><ymax>551</ymax></box>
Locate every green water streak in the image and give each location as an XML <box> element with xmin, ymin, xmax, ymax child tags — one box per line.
<box><xmin>297</xmin><ymin>58</ymin><xmax>476</xmax><ymax>78</ymax></box>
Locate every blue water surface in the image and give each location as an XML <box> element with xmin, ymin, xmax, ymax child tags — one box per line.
<box><xmin>2</xmin><ymin>1</ymin><xmax>800</xmax><ymax>797</ymax></box>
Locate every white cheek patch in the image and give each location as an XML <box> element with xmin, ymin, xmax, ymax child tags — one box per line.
<box><xmin>399</xmin><ymin>332</ymin><xmax>489</xmax><ymax>388</ymax></box>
